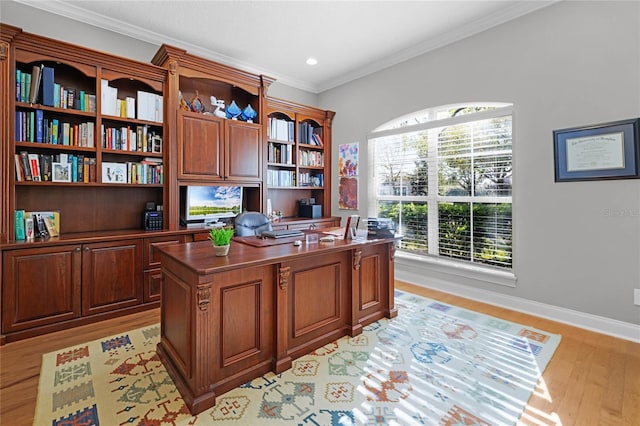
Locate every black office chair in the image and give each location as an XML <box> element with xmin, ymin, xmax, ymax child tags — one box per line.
<box><xmin>234</xmin><ymin>211</ymin><xmax>273</xmax><ymax>237</ymax></box>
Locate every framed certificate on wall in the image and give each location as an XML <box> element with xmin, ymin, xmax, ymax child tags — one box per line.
<box><xmin>553</xmin><ymin>118</ymin><xmax>639</xmax><ymax>182</ymax></box>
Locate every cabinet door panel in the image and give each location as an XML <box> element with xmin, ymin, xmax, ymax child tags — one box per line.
<box><xmin>226</xmin><ymin>121</ymin><xmax>261</xmax><ymax>181</ymax></box>
<box><xmin>144</xmin><ymin>236</ymin><xmax>185</xmax><ymax>269</ymax></box>
<box><xmin>285</xmin><ymin>251</ymin><xmax>350</xmax><ymax>355</ymax></box>
<box><xmin>144</xmin><ymin>268</ymin><xmax>163</xmax><ymax>303</ymax></box>
<box><xmin>2</xmin><ymin>245</ymin><xmax>81</xmax><ymax>332</ymax></box>
<box><xmin>178</xmin><ymin>112</ymin><xmax>223</xmax><ymax>180</ymax></box>
<box><xmin>82</xmin><ymin>240</ymin><xmax>143</xmax><ymax>315</ymax></box>
<box><xmin>213</xmin><ymin>266</ymin><xmax>274</xmax><ymax>382</ymax></box>
<box><xmin>356</xmin><ymin>244</ymin><xmax>390</xmax><ymax>324</ymax></box>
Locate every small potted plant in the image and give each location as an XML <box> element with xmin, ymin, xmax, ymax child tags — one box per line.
<box><xmin>209</xmin><ymin>226</ymin><xmax>234</xmax><ymax>256</ymax></box>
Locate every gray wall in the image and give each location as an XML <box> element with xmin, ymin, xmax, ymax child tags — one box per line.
<box><xmin>3</xmin><ymin>1</ymin><xmax>639</xmax><ymax>329</ymax></box>
<box><xmin>318</xmin><ymin>1</ymin><xmax>640</xmax><ymax>327</ymax></box>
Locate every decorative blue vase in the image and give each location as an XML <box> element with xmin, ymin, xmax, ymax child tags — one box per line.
<box><xmin>241</xmin><ymin>104</ymin><xmax>257</xmax><ymax>122</ymax></box>
<box><xmin>226</xmin><ymin>100</ymin><xmax>242</xmax><ymax>119</ymax></box>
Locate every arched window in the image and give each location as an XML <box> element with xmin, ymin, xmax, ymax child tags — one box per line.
<box><xmin>368</xmin><ymin>103</ymin><xmax>513</xmax><ymax>269</ymax></box>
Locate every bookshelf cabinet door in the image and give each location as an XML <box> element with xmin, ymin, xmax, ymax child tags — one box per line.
<box><xmin>177</xmin><ymin>112</ymin><xmax>223</xmax><ymax>180</ymax></box>
<box><xmin>81</xmin><ymin>240</ymin><xmax>143</xmax><ymax>315</ymax></box>
<box><xmin>2</xmin><ymin>245</ymin><xmax>82</xmax><ymax>332</ymax></box>
<box><xmin>225</xmin><ymin>121</ymin><xmax>262</xmax><ymax>182</ymax></box>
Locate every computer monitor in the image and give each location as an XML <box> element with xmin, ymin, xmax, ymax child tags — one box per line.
<box><xmin>185</xmin><ymin>185</ymin><xmax>242</xmax><ymax>226</ymax></box>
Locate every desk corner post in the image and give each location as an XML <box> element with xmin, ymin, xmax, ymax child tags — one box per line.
<box><xmin>275</xmin><ymin>265</ymin><xmax>292</xmax><ymax>373</ymax></box>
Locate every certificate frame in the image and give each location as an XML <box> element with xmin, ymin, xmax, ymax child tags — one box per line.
<box><xmin>553</xmin><ymin>118</ymin><xmax>640</xmax><ymax>182</ymax></box>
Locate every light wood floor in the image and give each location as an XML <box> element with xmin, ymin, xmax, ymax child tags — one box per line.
<box><xmin>1</xmin><ymin>280</ymin><xmax>638</xmax><ymax>425</ymax></box>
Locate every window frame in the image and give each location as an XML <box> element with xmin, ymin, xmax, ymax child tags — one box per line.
<box><xmin>368</xmin><ymin>104</ymin><xmax>516</xmax><ymax>284</ymax></box>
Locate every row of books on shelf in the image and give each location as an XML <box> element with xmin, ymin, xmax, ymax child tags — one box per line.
<box><xmin>15</xmin><ymin>151</ymin><xmax>96</xmax><ymax>183</ymax></box>
<box><xmin>267</xmin><ymin>169</ymin><xmax>296</xmax><ymax>187</ymax></box>
<box><xmin>101</xmin><ymin>124</ymin><xmax>162</xmax><ymax>153</ymax></box>
<box><xmin>16</xmin><ymin>65</ymin><xmax>96</xmax><ymax>112</ymax></box>
<box><xmin>299</xmin><ymin>122</ymin><xmax>323</xmax><ymax>146</ymax></box>
<box><xmin>14</xmin><ymin>150</ymin><xmax>164</xmax><ymax>185</ymax></box>
<box><xmin>267</xmin><ymin>142</ymin><xmax>293</xmax><ymax>164</ymax></box>
<box><xmin>102</xmin><ymin>160</ymin><xmax>163</xmax><ymax>185</ymax></box>
<box><xmin>299</xmin><ymin>150</ymin><xmax>324</xmax><ymax>167</ymax></box>
<box><xmin>267</xmin><ymin>170</ymin><xmax>325</xmax><ymax>187</ymax></box>
<box><xmin>16</xmin><ymin>110</ymin><xmax>95</xmax><ymax>147</ymax></box>
<box><xmin>101</xmin><ymin>80</ymin><xmax>163</xmax><ymax>123</ymax></box>
<box><xmin>14</xmin><ymin>210</ymin><xmax>60</xmax><ymax>241</ymax></box>
<box><xmin>299</xmin><ymin>172</ymin><xmax>324</xmax><ymax>187</ymax></box>
<box><xmin>268</xmin><ymin>117</ymin><xmax>295</xmax><ymax>142</ymax></box>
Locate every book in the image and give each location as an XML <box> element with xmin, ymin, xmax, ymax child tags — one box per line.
<box><xmin>35</xmin><ymin>109</ymin><xmax>43</xmax><ymax>143</ymax></box>
<box><xmin>83</xmin><ymin>156</ymin><xmax>90</xmax><ymax>183</ymax></box>
<box><xmin>15</xmin><ymin>111</ymin><xmax>22</xmax><ymax>142</ymax></box>
<box><xmin>24</xmin><ymin>217</ymin><xmax>34</xmax><ymax>241</ymax></box>
<box><xmin>51</xmin><ymin>119</ymin><xmax>59</xmax><ymax>144</ymax></box>
<box><xmin>29</xmin><ymin>64</ymin><xmax>42</xmax><ymax>103</ymax></box>
<box><xmin>53</xmin><ymin>83</ymin><xmax>61</xmax><ymax>108</ymax></box>
<box><xmin>14</xmin><ymin>154</ymin><xmax>24</xmax><ymax>181</ymax></box>
<box><xmin>67</xmin><ymin>88</ymin><xmax>75</xmax><ymax>109</ymax></box>
<box><xmin>126</xmin><ymin>97</ymin><xmax>135</xmax><ymax>118</ymax></box>
<box><xmin>29</xmin><ymin>111</ymin><xmax>35</xmax><ymax>142</ymax></box>
<box><xmin>43</xmin><ymin>215</ymin><xmax>59</xmax><ymax>237</ymax></box>
<box><xmin>34</xmin><ymin>213</ymin><xmax>49</xmax><ymax>239</ymax></box>
<box><xmin>15</xmin><ymin>69</ymin><xmax>21</xmax><ymax>102</ymax></box>
<box><xmin>40</xmin><ymin>154</ymin><xmax>52</xmax><ymax>181</ymax></box>
<box><xmin>28</xmin><ymin>153</ymin><xmax>41</xmax><ymax>181</ymax></box>
<box><xmin>77</xmin><ymin>154</ymin><xmax>84</xmax><ymax>182</ymax></box>
<box><xmin>70</xmin><ymin>154</ymin><xmax>77</xmax><ymax>182</ymax></box>
<box><xmin>24</xmin><ymin>73</ymin><xmax>31</xmax><ymax>104</ymax></box>
<box><xmin>87</xmin><ymin>122</ymin><xmax>94</xmax><ymax>148</ymax></box>
<box><xmin>14</xmin><ymin>210</ymin><xmax>26</xmax><ymax>240</ymax></box>
<box><xmin>41</xmin><ymin>66</ymin><xmax>55</xmax><ymax>107</ymax></box>
<box><xmin>62</xmin><ymin>122</ymin><xmax>70</xmax><ymax>145</ymax></box>
<box><xmin>89</xmin><ymin>158</ymin><xmax>97</xmax><ymax>182</ymax></box>
<box><xmin>19</xmin><ymin>151</ymin><xmax>32</xmax><ymax>181</ymax></box>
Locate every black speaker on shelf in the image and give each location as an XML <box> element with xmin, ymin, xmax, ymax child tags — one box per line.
<box><xmin>299</xmin><ymin>204</ymin><xmax>322</xmax><ymax>219</ymax></box>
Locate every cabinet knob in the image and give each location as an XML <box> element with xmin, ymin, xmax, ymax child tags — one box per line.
<box><xmin>84</xmin><ymin>247</ymin><xmax>89</xmax><ymax>252</ymax></box>
<box><xmin>75</xmin><ymin>247</ymin><xmax>81</xmax><ymax>252</ymax></box>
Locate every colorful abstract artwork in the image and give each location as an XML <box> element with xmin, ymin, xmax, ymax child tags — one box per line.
<box><xmin>338</xmin><ymin>143</ymin><xmax>359</xmax><ymax>209</ymax></box>
<box><xmin>338</xmin><ymin>143</ymin><xmax>359</xmax><ymax>177</ymax></box>
<box><xmin>338</xmin><ymin>177</ymin><xmax>358</xmax><ymax>210</ymax></box>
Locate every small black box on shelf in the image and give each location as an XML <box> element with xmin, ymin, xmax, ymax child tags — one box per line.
<box><xmin>299</xmin><ymin>204</ymin><xmax>322</xmax><ymax>219</ymax></box>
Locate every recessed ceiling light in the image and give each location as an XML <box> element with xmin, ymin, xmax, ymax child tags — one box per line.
<box><xmin>306</xmin><ymin>57</ymin><xmax>318</xmax><ymax>66</ymax></box>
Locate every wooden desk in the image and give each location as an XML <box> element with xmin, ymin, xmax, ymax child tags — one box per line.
<box><xmin>157</xmin><ymin>236</ymin><xmax>397</xmax><ymax>415</ymax></box>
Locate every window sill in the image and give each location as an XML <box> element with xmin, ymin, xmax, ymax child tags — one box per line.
<box><xmin>395</xmin><ymin>251</ymin><xmax>517</xmax><ymax>288</ymax></box>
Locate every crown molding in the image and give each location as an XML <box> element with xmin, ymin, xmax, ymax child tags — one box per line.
<box><xmin>14</xmin><ymin>0</ymin><xmax>558</xmax><ymax>95</ymax></box>
<box><xmin>316</xmin><ymin>0</ymin><xmax>558</xmax><ymax>92</ymax></box>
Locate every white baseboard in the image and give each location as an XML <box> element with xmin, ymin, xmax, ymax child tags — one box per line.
<box><xmin>396</xmin><ymin>268</ymin><xmax>640</xmax><ymax>344</ymax></box>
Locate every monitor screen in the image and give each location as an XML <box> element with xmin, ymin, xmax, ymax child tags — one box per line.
<box><xmin>185</xmin><ymin>185</ymin><xmax>242</xmax><ymax>224</ymax></box>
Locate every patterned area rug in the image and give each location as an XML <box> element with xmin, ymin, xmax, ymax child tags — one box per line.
<box><xmin>34</xmin><ymin>291</ymin><xmax>561</xmax><ymax>425</ymax></box>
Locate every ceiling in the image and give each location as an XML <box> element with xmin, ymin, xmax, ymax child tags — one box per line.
<box><xmin>14</xmin><ymin>0</ymin><xmax>555</xmax><ymax>93</ymax></box>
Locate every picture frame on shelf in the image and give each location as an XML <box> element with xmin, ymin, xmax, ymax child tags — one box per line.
<box><xmin>553</xmin><ymin>118</ymin><xmax>640</xmax><ymax>182</ymax></box>
<box><xmin>52</xmin><ymin>162</ymin><xmax>71</xmax><ymax>182</ymax></box>
<box><xmin>102</xmin><ymin>162</ymin><xmax>127</xmax><ymax>184</ymax></box>
<box><xmin>151</xmin><ymin>134</ymin><xmax>162</xmax><ymax>154</ymax></box>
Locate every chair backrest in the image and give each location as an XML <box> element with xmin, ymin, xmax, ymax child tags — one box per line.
<box><xmin>234</xmin><ymin>211</ymin><xmax>273</xmax><ymax>236</ymax></box>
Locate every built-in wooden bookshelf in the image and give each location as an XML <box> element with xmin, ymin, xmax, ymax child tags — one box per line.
<box><xmin>0</xmin><ymin>24</ymin><xmax>171</xmax><ymax>344</ymax></box>
<box><xmin>265</xmin><ymin>97</ymin><xmax>335</xmax><ymax>221</ymax></box>
<box><xmin>6</xmin><ymin>26</ymin><xmax>167</xmax><ymax>235</ymax></box>
<box><xmin>151</xmin><ymin>44</ymin><xmax>274</xmax><ymax>229</ymax></box>
<box><xmin>0</xmin><ymin>25</ymin><xmax>339</xmax><ymax>344</ymax></box>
